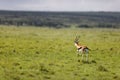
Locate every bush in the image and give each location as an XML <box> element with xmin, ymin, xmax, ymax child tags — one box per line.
<box><xmin>97</xmin><ymin>65</ymin><xmax>108</xmax><ymax>72</ymax></box>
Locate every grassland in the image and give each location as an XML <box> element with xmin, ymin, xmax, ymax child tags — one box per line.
<box><xmin>0</xmin><ymin>25</ymin><xmax>120</xmax><ymax>80</ymax></box>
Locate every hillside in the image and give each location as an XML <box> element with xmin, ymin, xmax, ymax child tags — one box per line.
<box><xmin>0</xmin><ymin>10</ymin><xmax>120</xmax><ymax>28</ymax></box>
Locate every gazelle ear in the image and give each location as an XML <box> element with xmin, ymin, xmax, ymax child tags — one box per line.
<box><xmin>74</xmin><ymin>35</ymin><xmax>80</xmax><ymax>43</ymax></box>
<box><xmin>75</xmin><ymin>36</ymin><xmax>78</xmax><ymax>41</ymax></box>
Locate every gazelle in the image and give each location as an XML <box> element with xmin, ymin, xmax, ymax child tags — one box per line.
<box><xmin>74</xmin><ymin>36</ymin><xmax>90</xmax><ymax>62</ymax></box>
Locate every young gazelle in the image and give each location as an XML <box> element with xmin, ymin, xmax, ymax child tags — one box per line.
<box><xmin>74</xmin><ymin>36</ymin><xmax>90</xmax><ymax>61</ymax></box>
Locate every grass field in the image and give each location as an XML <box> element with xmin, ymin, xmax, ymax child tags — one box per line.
<box><xmin>0</xmin><ymin>25</ymin><xmax>120</xmax><ymax>80</ymax></box>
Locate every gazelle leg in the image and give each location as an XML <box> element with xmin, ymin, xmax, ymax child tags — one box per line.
<box><xmin>86</xmin><ymin>53</ymin><xmax>88</xmax><ymax>62</ymax></box>
<box><xmin>85</xmin><ymin>49</ymin><xmax>89</xmax><ymax>62</ymax></box>
<box><xmin>77</xmin><ymin>53</ymin><xmax>79</xmax><ymax>57</ymax></box>
<box><xmin>81</xmin><ymin>53</ymin><xmax>84</xmax><ymax>61</ymax></box>
<box><xmin>76</xmin><ymin>50</ymin><xmax>79</xmax><ymax>57</ymax></box>
<box><xmin>77</xmin><ymin>50</ymin><xmax>82</xmax><ymax>57</ymax></box>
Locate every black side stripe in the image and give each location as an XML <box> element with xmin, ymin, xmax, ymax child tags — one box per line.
<box><xmin>78</xmin><ymin>47</ymin><xmax>82</xmax><ymax>50</ymax></box>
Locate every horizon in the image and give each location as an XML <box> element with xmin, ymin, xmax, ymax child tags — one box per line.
<box><xmin>0</xmin><ymin>9</ymin><xmax>120</xmax><ymax>13</ymax></box>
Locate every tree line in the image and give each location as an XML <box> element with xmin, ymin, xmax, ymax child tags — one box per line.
<box><xmin>0</xmin><ymin>10</ymin><xmax>120</xmax><ymax>28</ymax></box>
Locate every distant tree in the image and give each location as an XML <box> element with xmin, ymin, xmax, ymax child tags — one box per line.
<box><xmin>97</xmin><ymin>24</ymin><xmax>116</xmax><ymax>28</ymax></box>
<box><xmin>77</xmin><ymin>24</ymin><xmax>91</xmax><ymax>28</ymax></box>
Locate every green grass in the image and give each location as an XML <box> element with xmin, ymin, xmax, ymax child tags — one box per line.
<box><xmin>0</xmin><ymin>25</ymin><xmax>120</xmax><ymax>80</ymax></box>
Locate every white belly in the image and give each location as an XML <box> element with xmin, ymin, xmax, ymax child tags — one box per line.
<box><xmin>78</xmin><ymin>49</ymin><xmax>82</xmax><ymax>52</ymax></box>
<box><xmin>78</xmin><ymin>48</ymin><xmax>89</xmax><ymax>53</ymax></box>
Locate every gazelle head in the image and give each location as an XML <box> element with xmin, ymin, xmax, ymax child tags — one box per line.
<box><xmin>74</xmin><ymin>36</ymin><xmax>80</xmax><ymax>44</ymax></box>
